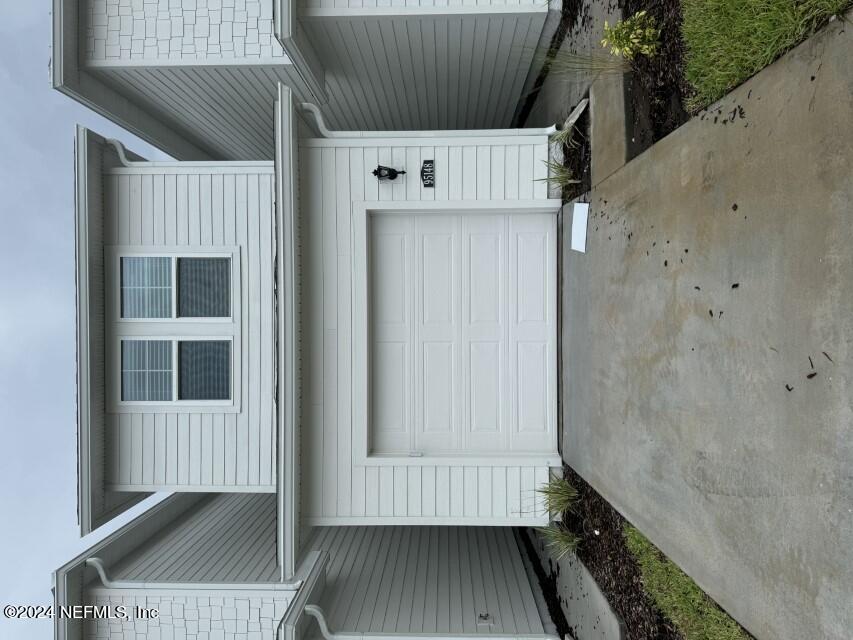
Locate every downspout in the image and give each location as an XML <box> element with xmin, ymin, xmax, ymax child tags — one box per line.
<box><xmin>298</xmin><ymin>103</ymin><xmax>557</xmax><ymax>139</ymax></box>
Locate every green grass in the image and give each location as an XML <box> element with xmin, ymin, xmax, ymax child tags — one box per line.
<box><xmin>682</xmin><ymin>0</ymin><xmax>851</xmax><ymax>109</ymax></box>
<box><xmin>624</xmin><ymin>524</ymin><xmax>751</xmax><ymax>640</ymax></box>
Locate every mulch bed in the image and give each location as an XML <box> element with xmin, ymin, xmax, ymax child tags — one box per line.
<box><xmin>562</xmin><ymin>466</ymin><xmax>683</xmax><ymax>640</ymax></box>
<box><xmin>620</xmin><ymin>0</ymin><xmax>693</xmax><ymax>157</ymax></box>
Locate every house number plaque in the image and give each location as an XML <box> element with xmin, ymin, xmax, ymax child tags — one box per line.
<box><xmin>421</xmin><ymin>160</ymin><xmax>435</xmax><ymax>188</ymax></box>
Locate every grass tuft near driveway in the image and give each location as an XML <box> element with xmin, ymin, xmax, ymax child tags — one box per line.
<box><xmin>682</xmin><ymin>0</ymin><xmax>852</xmax><ymax>108</ymax></box>
<box><xmin>624</xmin><ymin>524</ymin><xmax>752</xmax><ymax>640</ymax></box>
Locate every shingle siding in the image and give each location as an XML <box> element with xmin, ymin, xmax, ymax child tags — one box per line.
<box><xmin>85</xmin><ymin>0</ymin><xmax>285</xmax><ymax>62</ymax></box>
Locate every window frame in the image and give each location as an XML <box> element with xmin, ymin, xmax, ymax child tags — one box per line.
<box><xmin>105</xmin><ymin>246</ymin><xmax>242</xmax><ymax>413</ymax></box>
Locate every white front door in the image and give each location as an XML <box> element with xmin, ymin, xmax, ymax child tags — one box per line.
<box><xmin>369</xmin><ymin>211</ymin><xmax>556</xmax><ymax>456</ymax></box>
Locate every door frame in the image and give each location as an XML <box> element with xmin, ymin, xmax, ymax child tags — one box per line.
<box><xmin>352</xmin><ymin>199</ymin><xmax>563</xmax><ymax>468</ymax></box>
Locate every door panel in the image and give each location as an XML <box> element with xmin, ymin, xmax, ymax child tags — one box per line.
<box><xmin>370</xmin><ymin>211</ymin><xmax>555</xmax><ymax>455</ymax></box>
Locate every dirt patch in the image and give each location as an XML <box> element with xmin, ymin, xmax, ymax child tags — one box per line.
<box><xmin>620</xmin><ymin>0</ymin><xmax>693</xmax><ymax>156</ymax></box>
<box><xmin>562</xmin><ymin>466</ymin><xmax>682</xmax><ymax>640</ymax></box>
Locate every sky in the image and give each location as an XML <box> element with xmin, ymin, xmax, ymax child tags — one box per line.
<box><xmin>0</xmin><ymin>4</ymin><xmax>169</xmax><ymax>638</ymax></box>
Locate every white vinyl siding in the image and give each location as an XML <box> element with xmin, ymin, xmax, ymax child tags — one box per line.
<box><xmin>103</xmin><ymin>164</ymin><xmax>276</xmax><ymax>491</ymax></box>
<box><xmin>370</xmin><ymin>211</ymin><xmax>557</xmax><ymax>455</ymax></box>
<box><xmin>306</xmin><ymin>526</ymin><xmax>546</xmax><ymax>635</ymax></box>
<box><xmin>300</xmin><ymin>12</ymin><xmax>547</xmax><ymax>130</ymax></box>
<box><xmin>299</xmin><ymin>135</ymin><xmax>556</xmax><ymax>525</ymax></box>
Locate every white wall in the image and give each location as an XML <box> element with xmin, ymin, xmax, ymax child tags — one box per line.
<box><xmin>85</xmin><ymin>0</ymin><xmax>285</xmax><ymax>61</ymax></box>
<box><xmin>298</xmin><ymin>134</ymin><xmax>557</xmax><ymax>525</ymax></box>
<box><xmin>301</xmin><ymin>12</ymin><xmax>547</xmax><ymax>130</ymax></box>
<box><xmin>101</xmin><ymin>163</ymin><xmax>277</xmax><ymax>491</ymax></box>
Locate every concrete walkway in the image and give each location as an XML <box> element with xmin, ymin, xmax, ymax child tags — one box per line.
<box><xmin>563</xmin><ymin>16</ymin><xmax>853</xmax><ymax>640</ymax></box>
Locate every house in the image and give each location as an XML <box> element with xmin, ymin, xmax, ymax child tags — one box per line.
<box><xmin>52</xmin><ymin>0</ymin><xmax>561</xmax><ymax>160</ymax></box>
<box><xmin>58</xmin><ymin>83</ymin><xmax>564</xmax><ymax>639</ymax></box>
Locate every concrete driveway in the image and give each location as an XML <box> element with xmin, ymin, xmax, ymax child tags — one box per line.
<box><xmin>562</xmin><ymin>16</ymin><xmax>853</xmax><ymax>640</ymax></box>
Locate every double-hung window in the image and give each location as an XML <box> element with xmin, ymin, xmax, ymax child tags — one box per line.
<box><xmin>107</xmin><ymin>248</ymin><xmax>241</xmax><ymax>412</ymax></box>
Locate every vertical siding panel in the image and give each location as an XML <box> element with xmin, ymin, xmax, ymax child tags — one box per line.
<box><xmin>306</xmin><ymin>404</ymin><xmax>325</xmax><ymax>517</ymax></box>
<box><xmin>130</xmin><ymin>413</ymin><xmax>143</xmax><ymax>485</ymax></box>
<box><xmin>141</xmin><ymin>415</ymin><xmax>155</xmax><ymax>485</ymax></box>
<box><xmin>407</xmin><ymin>466</ymin><xmax>422</xmax><ymax>516</ymax></box>
<box><xmin>177</xmin><ymin>414</ymin><xmax>190</xmax><ymax>485</ymax></box>
<box><xmin>152</xmin><ymin>174</ymin><xmax>165</xmax><ymax>245</ymax></box>
<box><xmin>476</xmin><ymin>145</ymin><xmax>491</xmax><ymax>199</ymax></box>
<box><xmin>490</xmin><ymin>146</ymin><xmax>505</xmax><ymax>199</ymax></box>
<box><xmin>505</xmin><ymin>145</ymin><xmax>520</xmax><ymax>200</ymax></box>
<box><xmin>365</xmin><ymin>466</ymin><xmax>380</xmax><ymax>517</ymax></box>
<box><xmin>533</xmin><ymin>142</ymin><xmax>549</xmax><ymax>199</ymax></box>
<box><xmin>259</xmin><ymin>174</ymin><xmax>274</xmax><ymax>486</ymax></box>
<box><xmin>422</xmin><ymin>465</ymin><xmax>436</xmax><ymax>517</ymax></box>
<box><xmin>189</xmin><ymin>414</ymin><xmax>202</xmax><ymax>485</ymax></box>
<box><xmin>321</xmin><ymin>148</ymin><xmax>339</xmax><ymax>516</ymax></box>
<box><xmin>176</xmin><ymin>174</ymin><xmax>188</xmax><ymax>245</ymax></box>
<box><xmin>521</xmin><ymin>466</ymin><xmax>535</xmax><ymax>518</ymax></box>
<box><xmin>450</xmin><ymin>466</ymin><xmax>464</xmax><ymax>516</ymax></box>
<box><xmin>164</xmin><ymin>174</ymin><xmax>177</xmax><ymax>245</ymax></box>
<box><xmin>118</xmin><ymin>415</ymin><xmax>132</xmax><ymax>485</ymax></box>
<box><xmin>153</xmin><ymin>413</ymin><xmax>166</xmax><ymax>485</ymax></box>
<box><xmin>235</xmin><ymin>173</ymin><xmax>250</xmax><ymax>486</ymax></box>
<box><xmin>351</xmin><ymin>464</ymin><xmax>366</xmax><ymax>517</ymax></box>
<box><xmin>492</xmin><ymin>466</ymin><xmax>507</xmax><ymax>517</ymax></box>
<box><xmin>223</xmin><ymin>173</ymin><xmax>237</xmax><ymax>487</ymax></box>
<box><xmin>436</xmin><ymin>465</ymin><xmax>450</xmax><ymax>517</ymax></box>
<box><xmin>507</xmin><ymin>465</ymin><xmax>521</xmax><ymax>518</ymax></box>
<box><xmin>140</xmin><ymin>174</ymin><xmax>154</xmax><ymax>245</ymax></box>
<box><xmin>434</xmin><ymin>146</ymin><xmax>449</xmax><ymax>201</ymax></box>
<box><xmin>336</xmin><ymin>147</ymin><xmax>352</xmax><ymax>516</ymax></box>
<box><xmin>379</xmin><ymin>466</ymin><xmax>394</xmax><ymax>517</ymax></box>
<box><xmin>188</xmin><ymin>174</ymin><xmax>200</xmax><ymax>245</ymax></box>
<box><xmin>393</xmin><ymin>466</ymin><xmax>408</xmax><ymax>517</ymax></box>
<box><xmin>478</xmin><ymin>467</ymin><xmax>492</xmax><ymax>517</ymax></box>
<box><xmin>116</xmin><ymin>175</ymin><xmax>129</xmax><ymax>244</ymax></box>
<box><xmin>165</xmin><ymin>414</ymin><xmax>178</xmax><ymax>485</ymax></box>
<box><xmin>104</xmin><ymin>176</ymin><xmax>118</xmax><ymax>244</ymax></box>
<box><xmin>363</xmin><ymin>147</ymin><xmax>379</xmax><ymax>201</ymax></box>
<box><xmin>406</xmin><ymin>146</ymin><xmax>421</xmax><ymax>200</ymax></box>
<box><xmin>211</xmin><ymin>174</ymin><xmax>224</xmax><ymax>245</ymax></box>
<box><xmin>448</xmin><ymin>146</ymin><xmax>463</xmax><ymax>200</ymax></box>
<box><xmin>128</xmin><ymin>174</ymin><xmax>142</xmax><ymax>244</ymax></box>
<box><xmin>518</xmin><ymin>145</ymin><xmax>534</xmax><ymax>200</ymax></box>
<box><xmin>201</xmin><ymin>414</ymin><xmax>213</xmax><ymax>485</ymax></box>
<box><xmin>247</xmin><ymin>173</ymin><xmax>262</xmax><ymax>487</ymax></box>
<box><xmin>461</xmin><ymin>146</ymin><xmax>477</xmax><ymax>200</ymax></box>
<box><xmin>535</xmin><ymin>466</ymin><xmax>550</xmax><ymax>517</ymax></box>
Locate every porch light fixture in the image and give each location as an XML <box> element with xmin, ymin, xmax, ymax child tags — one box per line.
<box><xmin>372</xmin><ymin>165</ymin><xmax>406</xmax><ymax>181</ymax></box>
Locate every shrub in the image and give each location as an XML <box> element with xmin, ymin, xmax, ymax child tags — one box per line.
<box><xmin>682</xmin><ymin>0</ymin><xmax>852</xmax><ymax>109</ymax></box>
<box><xmin>538</xmin><ymin>524</ymin><xmax>581</xmax><ymax>560</ymax></box>
<box><xmin>537</xmin><ymin>476</ymin><xmax>579</xmax><ymax>515</ymax></box>
<box><xmin>538</xmin><ymin>159</ymin><xmax>580</xmax><ymax>189</ymax></box>
<box><xmin>601</xmin><ymin>11</ymin><xmax>661</xmax><ymax>60</ymax></box>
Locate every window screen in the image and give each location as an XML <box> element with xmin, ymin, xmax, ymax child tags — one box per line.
<box><xmin>178</xmin><ymin>258</ymin><xmax>230</xmax><ymax>318</ymax></box>
<box><xmin>178</xmin><ymin>341</ymin><xmax>231</xmax><ymax>400</ymax></box>
<box><xmin>121</xmin><ymin>257</ymin><xmax>172</xmax><ymax>318</ymax></box>
<box><xmin>121</xmin><ymin>340</ymin><xmax>173</xmax><ymax>401</ymax></box>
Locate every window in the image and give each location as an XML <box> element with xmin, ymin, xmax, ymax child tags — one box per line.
<box><xmin>109</xmin><ymin>248</ymin><xmax>241</xmax><ymax>411</ymax></box>
<box><xmin>121</xmin><ymin>340</ymin><xmax>172</xmax><ymax>401</ymax></box>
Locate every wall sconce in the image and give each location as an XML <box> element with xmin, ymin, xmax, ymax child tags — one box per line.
<box><xmin>372</xmin><ymin>165</ymin><xmax>406</xmax><ymax>181</ymax></box>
